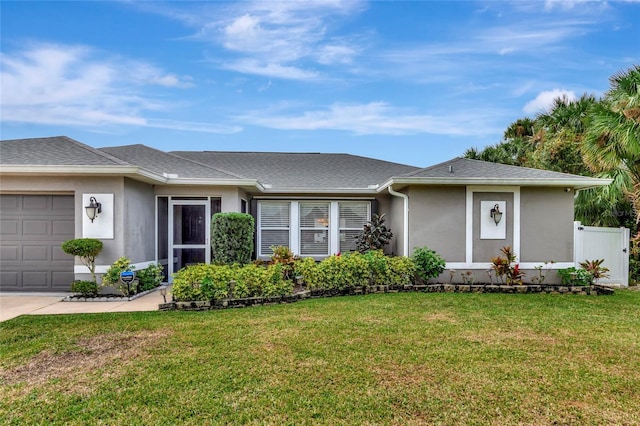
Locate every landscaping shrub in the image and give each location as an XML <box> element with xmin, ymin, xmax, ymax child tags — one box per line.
<box><xmin>101</xmin><ymin>257</ymin><xmax>136</xmax><ymax>295</ymax></box>
<box><xmin>211</xmin><ymin>213</ymin><xmax>254</xmax><ymax>265</ymax></box>
<box><xmin>172</xmin><ymin>263</ymin><xmax>293</xmax><ymax>301</ymax></box>
<box><xmin>386</xmin><ymin>255</ymin><xmax>416</xmax><ymax>286</ymax></box>
<box><xmin>558</xmin><ymin>267</ymin><xmax>593</xmax><ymax>286</ymax></box>
<box><xmin>490</xmin><ymin>246</ymin><xmax>524</xmax><ymax>285</ymax></box>
<box><xmin>61</xmin><ymin>238</ymin><xmax>103</xmax><ymax>282</ymax></box>
<box><xmin>269</xmin><ymin>245</ymin><xmax>299</xmax><ymax>280</ymax></box>
<box><xmin>302</xmin><ymin>253</ymin><xmax>370</xmax><ymax>290</ymax></box>
<box><xmin>293</xmin><ymin>257</ymin><xmax>319</xmax><ymax>287</ymax></box>
<box><xmin>355</xmin><ymin>213</ymin><xmax>393</xmax><ymax>253</ymax></box>
<box><xmin>137</xmin><ymin>263</ymin><xmax>164</xmax><ymax>292</ymax></box>
<box><xmin>70</xmin><ymin>280</ymin><xmax>98</xmax><ymax>297</ymax></box>
<box><xmin>362</xmin><ymin>250</ymin><xmax>390</xmax><ymax>286</ymax></box>
<box><xmin>412</xmin><ymin>246</ymin><xmax>446</xmax><ymax>282</ymax></box>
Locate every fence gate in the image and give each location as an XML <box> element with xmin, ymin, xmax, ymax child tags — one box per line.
<box><xmin>574</xmin><ymin>221</ymin><xmax>630</xmax><ymax>286</ymax></box>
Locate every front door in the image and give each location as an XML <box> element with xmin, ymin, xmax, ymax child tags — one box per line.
<box><xmin>169</xmin><ymin>200</ymin><xmax>210</xmax><ymax>279</ymax></box>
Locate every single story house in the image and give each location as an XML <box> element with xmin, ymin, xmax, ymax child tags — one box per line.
<box><xmin>0</xmin><ymin>136</ymin><xmax>611</xmax><ymax>291</ymax></box>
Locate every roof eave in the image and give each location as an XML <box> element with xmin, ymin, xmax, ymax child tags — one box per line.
<box><xmin>378</xmin><ymin>177</ymin><xmax>614</xmax><ymax>191</ymax></box>
<box><xmin>261</xmin><ymin>188</ymin><xmax>379</xmax><ymax>194</ymax></box>
<box><xmin>164</xmin><ymin>178</ymin><xmax>263</xmax><ymax>191</ymax></box>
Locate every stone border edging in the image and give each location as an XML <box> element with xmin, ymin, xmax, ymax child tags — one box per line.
<box><xmin>159</xmin><ymin>283</ymin><xmax>614</xmax><ymax>311</ymax></box>
<box><xmin>62</xmin><ymin>285</ymin><xmax>165</xmax><ymax>302</ymax></box>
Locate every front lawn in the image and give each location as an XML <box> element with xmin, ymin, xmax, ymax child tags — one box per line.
<box><xmin>1</xmin><ymin>291</ymin><xmax>639</xmax><ymax>425</ymax></box>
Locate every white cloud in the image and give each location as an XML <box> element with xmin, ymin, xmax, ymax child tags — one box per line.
<box><xmin>142</xmin><ymin>0</ymin><xmax>366</xmax><ymax>80</ymax></box>
<box><xmin>522</xmin><ymin>89</ymin><xmax>577</xmax><ymax>114</ymax></box>
<box><xmin>222</xmin><ymin>59</ymin><xmax>320</xmax><ymax>81</ymax></box>
<box><xmin>239</xmin><ymin>102</ymin><xmax>504</xmax><ymax>137</ymax></box>
<box><xmin>0</xmin><ymin>43</ymin><xmax>238</xmax><ymax>134</ymax></box>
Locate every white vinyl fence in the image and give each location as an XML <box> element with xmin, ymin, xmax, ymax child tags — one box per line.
<box><xmin>574</xmin><ymin>221</ymin><xmax>630</xmax><ymax>286</ymax></box>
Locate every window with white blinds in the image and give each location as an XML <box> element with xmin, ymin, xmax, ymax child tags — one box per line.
<box><xmin>338</xmin><ymin>202</ymin><xmax>370</xmax><ymax>252</ymax></box>
<box><xmin>299</xmin><ymin>202</ymin><xmax>330</xmax><ymax>256</ymax></box>
<box><xmin>259</xmin><ymin>202</ymin><xmax>290</xmax><ymax>256</ymax></box>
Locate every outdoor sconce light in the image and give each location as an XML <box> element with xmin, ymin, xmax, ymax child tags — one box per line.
<box><xmin>85</xmin><ymin>196</ymin><xmax>102</xmax><ymax>223</ymax></box>
<box><xmin>490</xmin><ymin>204</ymin><xmax>503</xmax><ymax>226</ymax></box>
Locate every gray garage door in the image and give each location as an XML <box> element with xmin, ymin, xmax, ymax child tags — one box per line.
<box><xmin>0</xmin><ymin>195</ymin><xmax>75</xmax><ymax>292</ymax></box>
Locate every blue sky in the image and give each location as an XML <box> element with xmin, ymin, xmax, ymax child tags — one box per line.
<box><xmin>1</xmin><ymin>1</ymin><xmax>639</xmax><ymax>167</ymax></box>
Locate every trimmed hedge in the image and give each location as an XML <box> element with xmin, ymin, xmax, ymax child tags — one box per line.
<box><xmin>211</xmin><ymin>213</ymin><xmax>254</xmax><ymax>265</ymax></box>
<box><xmin>172</xmin><ymin>251</ymin><xmax>419</xmax><ymax>302</ymax></box>
<box><xmin>172</xmin><ymin>263</ymin><xmax>292</xmax><ymax>302</ymax></box>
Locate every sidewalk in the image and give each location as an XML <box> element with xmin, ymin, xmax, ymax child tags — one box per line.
<box><xmin>0</xmin><ymin>287</ymin><xmax>168</xmax><ymax>322</ymax></box>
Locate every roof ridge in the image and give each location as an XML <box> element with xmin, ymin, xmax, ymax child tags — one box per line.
<box><xmin>60</xmin><ymin>136</ymin><xmax>131</xmax><ymax>166</ymax></box>
<box><xmin>164</xmin><ymin>151</ymin><xmax>249</xmax><ymax>180</ymax></box>
<box><xmin>102</xmin><ymin>144</ymin><xmax>249</xmax><ymax>180</ymax></box>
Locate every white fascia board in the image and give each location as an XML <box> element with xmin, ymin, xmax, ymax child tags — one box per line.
<box><xmin>0</xmin><ymin>165</ymin><xmax>168</xmax><ymax>185</ymax></box>
<box><xmin>260</xmin><ymin>188</ymin><xmax>379</xmax><ymax>194</ymax></box>
<box><xmin>164</xmin><ymin>178</ymin><xmax>263</xmax><ymax>190</ymax></box>
<box><xmin>0</xmin><ymin>166</ymin><xmax>265</xmax><ymax>189</ymax></box>
<box><xmin>378</xmin><ymin>177</ymin><xmax>612</xmax><ymax>191</ymax></box>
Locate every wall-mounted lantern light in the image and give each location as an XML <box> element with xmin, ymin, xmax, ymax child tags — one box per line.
<box><xmin>85</xmin><ymin>196</ymin><xmax>102</xmax><ymax>222</ymax></box>
<box><xmin>490</xmin><ymin>204</ymin><xmax>503</xmax><ymax>226</ymax></box>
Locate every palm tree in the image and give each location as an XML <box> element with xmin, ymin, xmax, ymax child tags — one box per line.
<box><xmin>582</xmin><ymin>65</ymin><xmax>640</xmax><ymax>226</ymax></box>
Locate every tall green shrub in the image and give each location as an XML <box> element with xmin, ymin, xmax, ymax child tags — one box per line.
<box><xmin>412</xmin><ymin>246</ymin><xmax>446</xmax><ymax>283</ymax></box>
<box><xmin>61</xmin><ymin>238</ymin><xmax>103</xmax><ymax>282</ymax></box>
<box><xmin>211</xmin><ymin>213</ymin><xmax>255</xmax><ymax>265</ymax></box>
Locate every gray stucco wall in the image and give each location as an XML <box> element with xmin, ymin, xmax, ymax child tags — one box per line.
<box><xmin>0</xmin><ymin>175</ymin><xmax>125</xmax><ymax>268</ymax></box>
<box><xmin>472</xmin><ymin>192</ymin><xmax>514</xmax><ymax>263</ymax></box>
<box><xmin>154</xmin><ymin>185</ymin><xmax>244</xmax><ymax>213</ymax></box>
<box><xmin>407</xmin><ymin>186</ymin><xmax>466</xmax><ymax>261</ymax></box>
<box><xmin>123</xmin><ymin>178</ymin><xmax>155</xmax><ymax>263</ymax></box>
<box><xmin>520</xmin><ymin>187</ymin><xmax>574</xmax><ymax>262</ymax></box>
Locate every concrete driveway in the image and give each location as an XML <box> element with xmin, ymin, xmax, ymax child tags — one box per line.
<box><xmin>0</xmin><ymin>288</ymin><xmax>167</xmax><ymax>322</ymax></box>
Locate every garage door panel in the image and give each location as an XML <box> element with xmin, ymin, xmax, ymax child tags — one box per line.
<box><xmin>53</xmin><ymin>219</ymin><xmax>74</xmax><ymax>235</ymax></box>
<box><xmin>22</xmin><ymin>196</ymin><xmax>48</xmax><ymax>210</ymax></box>
<box><xmin>22</xmin><ymin>271</ymin><xmax>50</xmax><ymax>286</ymax></box>
<box><xmin>0</xmin><ymin>245</ymin><xmax>19</xmax><ymax>261</ymax></box>
<box><xmin>0</xmin><ymin>271</ymin><xmax>18</xmax><ymax>286</ymax></box>
<box><xmin>52</xmin><ymin>245</ymin><xmax>69</xmax><ymax>261</ymax></box>
<box><xmin>52</xmin><ymin>271</ymin><xmax>74</xmax><ymax>288</ymax></box>
<box><xmin>1</xmin><ymin>219</ymin><xmax>18</xmax><ymax>235</ymax></box>
<box><xmin>1</xmin><ymin>195</ymin><xmax>74</xmax><ymax>292</ymax></box>
<box><xmin>22</xmin><ymin>245</ymin><xmax>49</xmax><ymax>262</ymax></box>
<box><xmin>0</xmin><ymin>195</ymin><xmax>19</xmax><ymax>210</ymax></box>
<box><xmin>23</xmin><ymin>220</ymin><xmax>48</xmax><ymax>235</ymax></box>
<box><xmin>52</xmin><ymin>196</ymin><xmax>74</xmax><ymax>211</ymax></box>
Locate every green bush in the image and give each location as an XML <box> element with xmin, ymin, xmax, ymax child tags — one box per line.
<box><xmin>386</xmin><ymin>255</ymin><xmax>416</xmax><ymax>286</ymax></box>
<box><xmin>302</xmin><ymin>253</ymin><xmax>370</xmax><ymax>290</ymax></box>
<box><xmin>211</xmin><ymin>213</ymin><xmax>255</xmax><ymax>265</ymax></box>
<box><xmin>137</xmin><ymin>263</ymin><xmax>164</xmax><ymax>292</ymax></box>
<box><xmin>558</xmin><ymin>267</ymin><xmax>593</xmax><ymax>286</ymax></box>
<box><xmin>412</xmin><ymin>247</ymin><xmax>446</xmax><ymax>282</ymax></box>
<box><xmin>101</xmin><ymin>257</ymin><xmax>135</xmax><ymax>295</ymax></box>
<box><xmin>362</xmin><ymin>250</ymin><xmax>390</xmax><ymax>286</ymax></box>
<box><xmin>70</xmin><ymin>280</ymin><xmax>98</xmax><ymax>297</ymax></box>
<box><xmin>172</xmin><ymin>263</ymin><xmax>293</xmax><ymax>301</ymax></box>
<box><xmin>61</xmin><ymin>238</ymin><xmax>103</xmax><ymax>282</ymax></box>
<box><xmin>294</xmin><ymin>257</ymin><xmax>319</xmax><ymax>287</ymax></box>
<box><xmin>355</xmin><ymin>213</ymin><xmax>393</xmax><ymax>253</ymax></box>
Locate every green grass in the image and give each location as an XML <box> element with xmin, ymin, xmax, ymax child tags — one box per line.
<box><xmin>1</xmin><ymin>291</ymin><xmax>640</xmax><ymax>425</ymax></box>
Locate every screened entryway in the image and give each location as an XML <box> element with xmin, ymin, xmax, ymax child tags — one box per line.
<box><xmin>157</xmin><ymin>196</ymin><xmax>221</xmax><ymax>282</ymax></box>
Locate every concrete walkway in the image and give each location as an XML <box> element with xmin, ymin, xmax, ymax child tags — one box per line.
<box><xmin>0</xmin><ymin>287</ymin><xmax>168</xmax><ymax>322</ymax></box>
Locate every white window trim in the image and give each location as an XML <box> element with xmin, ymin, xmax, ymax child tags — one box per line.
<box><xmin>450</xmin><ymin>186</ymin><xmax>521</xmax><ymax>269</ymax></box>
<box><xmin>257</xmin><ymin>200</ymin><xmax>371</xmax><ymax>259</ymax></box>
<box><xmin>299</xmin><ymin>202</ymin><xmax>331</xmax><ymax>257</ymax></box>
<box><xmin>257</xmin><ymin>201</ymin><xmax>292</xmax><ymax>258</ymax></box>
<box><xmin>337</xmin><ymin>201</ymin><xmax>371</xmax><ymax>254</ymax></box>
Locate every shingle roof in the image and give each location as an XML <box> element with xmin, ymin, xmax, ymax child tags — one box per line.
<box><xmin>401</xmin><ymin>157</ymin><xmax>600</xmax><ymax>181</ymax></box>
<box><xmin>99</xmin><ymin>145</ymin><xmax>244</xmax><ymax>180</ymax></box>
<box><xmin>0</xmin><ymin>136</ymin><xmax>128</xmax><ymax>166</ymax></box>
<box><xmin>171</xmin><ymin>151</ymin><xmax>420</xmax><ymax>190</ymax></box>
